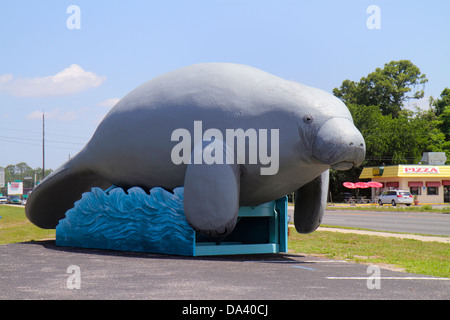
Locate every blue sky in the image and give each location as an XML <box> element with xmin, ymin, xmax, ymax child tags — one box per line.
<box><xmin>0</xmin><ymin>0</ymin><xmax>449</xmax><ymax>170</ymax></box>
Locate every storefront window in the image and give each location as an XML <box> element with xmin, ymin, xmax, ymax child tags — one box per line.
<box><xmin>427</xmin><ymin>187</ymin><xmax>439</xmax><ymax>195</ymax></box>
<box><xmin>410</xmin><ymin>187</ymin><xmax>421</xmax><ymax>195</ymax></box>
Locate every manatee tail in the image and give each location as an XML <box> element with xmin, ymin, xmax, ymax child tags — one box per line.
<box><xmin>25</xmin><ymin>163</ymin><xmax>111</xmax><ymax>229</ymax></box>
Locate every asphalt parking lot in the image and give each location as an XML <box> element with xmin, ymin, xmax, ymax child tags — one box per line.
<box><xmin>0</xmin><ymin>240</ymin><xmax>448</xmax><ymax>301</ymax></box>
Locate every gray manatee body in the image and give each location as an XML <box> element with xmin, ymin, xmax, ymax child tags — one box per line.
<box><xmin>25</xmin><ymin>63</ymin><xmax>365</xmax><ymax>237</ymax></box>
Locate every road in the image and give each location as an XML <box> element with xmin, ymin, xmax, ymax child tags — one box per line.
<box><xmin>288</xmin><ymin>206</ymin><xmax>450</xmax><ymax>237</ymax></box>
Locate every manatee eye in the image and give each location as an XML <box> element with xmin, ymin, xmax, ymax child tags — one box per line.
<box><xmin>303</xmin><ymin>115</ymin><xmax>313</xmax><ymax>123</ymax></box>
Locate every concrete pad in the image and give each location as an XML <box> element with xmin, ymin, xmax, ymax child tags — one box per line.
<box><xmin>0</xmin><ymin>240</ymin><xmax>448</xmax><ymax>301</ymax></box>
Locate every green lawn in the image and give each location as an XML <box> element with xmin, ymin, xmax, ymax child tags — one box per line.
<box><xmin>1</xmin><ymin>205</ymin><xmax>448</xmax><ymax>278</ymax></box>
<box><xmin>325</xmin><ymin>204</ymin><xmax>450</xmax><ymax>213</ymax></box>
<box><xmin>288</xmin><ymin>227</ymin><xmax>450</xmax><ymax>278</ymax></box>
<box><xmin>0</xmin><ymin>205</ymin><xmax>55</xmax><ymax>244</ymax></box>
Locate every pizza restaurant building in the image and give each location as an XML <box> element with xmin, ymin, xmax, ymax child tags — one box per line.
<box><xmin>359</xmin><ymin>164</ymin><xmax>450</xmax><ymax>204</ymax></box>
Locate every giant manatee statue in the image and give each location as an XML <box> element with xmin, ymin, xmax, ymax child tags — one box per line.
<box><xmin>26</xmin><ymin>63</ymin><xmax>365</xmax><ymax>237</ymax></box>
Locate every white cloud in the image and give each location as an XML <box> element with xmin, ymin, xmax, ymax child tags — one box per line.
<box><xmin>0</xmin><ymin>74</ymin><xmax>13</xmax><ymax>84</ymax></box>
<box><xmin>0</xmin><ymin>64</ymin><xmax>106</xmax><ymax>97</ymax></box>
<box><xmin>97</xmin><ymin>98</ymin><xmax>120</xmax><ymax>108</ymax></box>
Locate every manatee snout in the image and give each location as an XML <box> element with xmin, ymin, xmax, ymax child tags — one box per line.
<box><xmin>313</xmin><ymin>118</ymin><xmax>365</xmax><ymax>170</ymax></box>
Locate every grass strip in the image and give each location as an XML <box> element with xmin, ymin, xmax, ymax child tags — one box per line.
<box><xmin>288</xmin><ymin>227</ymin><xmax>450</xmax><ymax>278</ymax></box>
<box><xmin>0</xmin><ymin>205</ymin><xmax>55</xmax><ymax>244</ymax></box>
<box><xmin>325</xmin><ymin>204</ymin><xmax>450</xmax><ymax>213</ymax></box>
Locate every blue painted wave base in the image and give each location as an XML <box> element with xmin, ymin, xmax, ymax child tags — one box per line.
<box><xmin>56</xmin><ymin>186</ymin><xmax>196</xmax><ymax>256</ymax></box>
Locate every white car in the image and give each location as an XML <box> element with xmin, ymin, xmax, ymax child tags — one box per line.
<box><xmin>378</xmin><ymin>190</ymin><xmax>413</xmax><ymax>206</ymax></box>
<box><xmin>0</xmin><ymin>196</ymin><xmax>6</xmax><ymax>205</ymax></box>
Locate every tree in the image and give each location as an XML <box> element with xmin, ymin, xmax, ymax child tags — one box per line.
<box><xmin>429</xmin><ymin>88</ymin><xmax>450</xmax><ymax>160</ymax></box>
<box><xmin>431</xmin><ymin>88</ymin><xmax>450</xmax><ymax>142</ymax></box>
<box><xmin>0</xmin><ymin>162</ymin><xmax>53</xmax><ymax>193</ymax></box>
<box><xmin>432</xmin><ymin>87</ymin><xmax>450</xmax><ymax>116</ymax></box>
<box><xmin>346</xmin><ymin>104</ymin><xmax>389</xmax><ymax>166</ymax></box>
<box><xmin>328</xmin><ymin>106</ymin><xmax>447</xmax><ymax>201</ymax></box>
<box><xmin>333</xmin><ymin>60</ymin><xmax>428</xmax><ymax>118</ymax></box>
<box><xmin>330</xmin><ymin>60</ymin><xmax>447</xmax><ymax>201</ymax></box>
<box><xmin>438</xmin><ymin>106</ymin><xmax>450</xmax><ymax>140</ymax></box>
<box><xmin>333</xmin><ymin>60</ymin><xmax>438</xmax><ymax>167</ymax></box>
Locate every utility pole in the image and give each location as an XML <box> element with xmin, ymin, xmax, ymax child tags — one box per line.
<box><xmin>42</xmin><ymin>111</ymin><xmax>45</xmax><ymax>181</ymax></box>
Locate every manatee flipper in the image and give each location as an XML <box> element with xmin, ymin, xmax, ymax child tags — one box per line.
<box><xmin>25</xmin><ymin>165</ymin><xmax>111</xmax><ymax>229</ymax></box>
<box><xmin>294</xmin><ymin>169</ymin><xmax>329</xmax><ymax>234</ymax></box>
<box><xmin>183</xmin><ymin>140</ymin><xmax>241</xmax><ymax>237</ymax></box>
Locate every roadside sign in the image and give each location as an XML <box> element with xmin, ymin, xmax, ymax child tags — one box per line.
<box><xmin>7</xmin><ymin>181</ymin><xmax>23</xmax><ymax>195</ymax></box>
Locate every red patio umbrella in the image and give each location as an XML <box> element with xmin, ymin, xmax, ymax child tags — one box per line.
<box><xmin>355</xmin><ymin>182</ymin><xmax>369</xmax><ymax>189</ymax></box>
<box><xmin>343</xmin><ymin>182</ymin><xmax>357</xmax><ymax>189</ymax></box>
<box><xmin>367</xmin><ymin>181</ymin><xmax>383</xmax><ymax>188</ymax></box>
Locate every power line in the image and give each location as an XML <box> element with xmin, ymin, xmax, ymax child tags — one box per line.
<box><xmin>0</xmin><ymin>119</ymin><xmax>92</xmax><ymax>141</ymax></box>
<box><xmin>0</xmin><ymin>137</ymin><xmax>83</xmax><ymax>151</ymax></box>
<box><xmin>0</xmin><ymin>126</ymin><xmax>89</xmax><ymax>141</ymax></box>
<box><xmin>0</xmin><ymin>135</ymin><xmax>85</xmax><ymax>145</ymax></box>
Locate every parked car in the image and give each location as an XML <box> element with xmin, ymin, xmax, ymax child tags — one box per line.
<box><xmin>378</xmin><ymin>190</ymin><xmax>413</xmax><ymax>206</ymax></box>
<box><xmin>0</xmin><ymin>196</ymin><xmax>7</xmax><ymax>205</ymax></box>
<box><xmin>7</xmin><ymin>195</ymin><xmax>22</xmax><ymax>205</ymax></box>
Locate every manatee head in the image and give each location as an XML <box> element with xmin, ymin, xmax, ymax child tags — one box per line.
<box><xmin>292</xmin><ymin>84</ymin><xmax>365</xmax><ymax>171</ymax></box>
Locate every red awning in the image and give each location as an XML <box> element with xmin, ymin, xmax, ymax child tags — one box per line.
<box><xmin>386</xmin><ymin>182</ymin><xmax>399</xmax><ymax>188</ymax></box>
<box><xmin>426</xmin><ymin>181</ymin><xmax>441</xmax><ymax>187</ymax></box>
<box><xmin>442</xmin><ymin>180</ymin><xmax>450</xmax><ymax>186</ymax></box>
<box><xmin>408</xmin><ymin>181</ymin><xmax>423</xmax><ymax>187</ymax></box>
